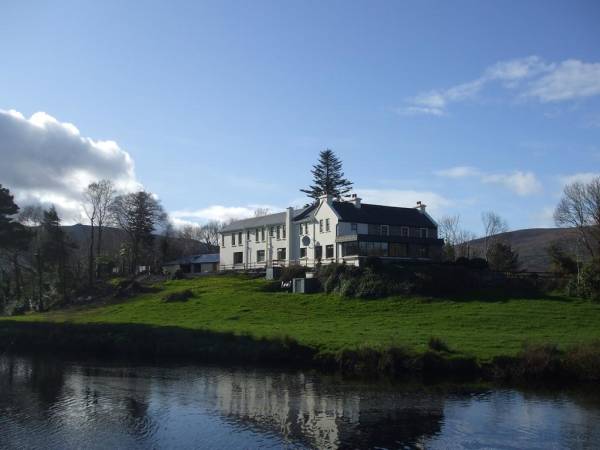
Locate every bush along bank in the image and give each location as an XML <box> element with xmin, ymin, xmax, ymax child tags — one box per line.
<box><xmin>1</xmin><ymin>321</ymin><xmax>599</xmax><ymax>383</ymax></box>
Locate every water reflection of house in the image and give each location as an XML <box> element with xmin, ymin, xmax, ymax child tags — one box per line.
<box><xmin>198</xmin><ymin>370</ymin><xmax>445</xmax><ymax>449</ymax></box>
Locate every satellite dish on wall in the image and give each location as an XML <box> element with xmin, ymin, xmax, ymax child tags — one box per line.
<box><xmin>301</xmin><ymin>235</ymin><xmax>311</xmax><ymax>247</ymax></box>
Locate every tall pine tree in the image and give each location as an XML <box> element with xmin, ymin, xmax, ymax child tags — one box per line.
<box><xmin>300</xmin><ymin>149</ymin><xmax>353</xmax><ymax>199</ymax></box>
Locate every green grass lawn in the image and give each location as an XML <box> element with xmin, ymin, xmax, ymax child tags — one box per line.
<box><xmin>4</xmin><ymin>275</ymin><xmax>600</xmax><ymax>361</ymax></box>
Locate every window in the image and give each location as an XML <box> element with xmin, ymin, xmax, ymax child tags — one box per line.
<box><xmin>315</xmin><ymin>245</ymin><xmax>323</xmax><ymax>260</ymax></box>
<box><xmin>359</xmin><ymin>241</ymin><xmax>388</xmax><ymax>257</ymax></box>
<box><xmin>238</xmin><ymin>232</ymin><xmax>243</xmax><ymax>244</ymax></box>
<box><xmin>389</xmin><ymin>243</ymin><xmax>409</xmax><ymax>257</ymax></box>
<box><xmin>319</xmin><ymin>219</ymin><xmax>323</xmax><ymax>233</ymax></box>
<box><xmin>246</xmin><ymin>230</ymin><xmax>250</xmax><ymax>241</ymax></box>
<box><xmin>299</xmin><ymin>224</ymin><xmax>303</xmax><ymax>235</ymax></box>
<box><xmin>255</xmin><ymin>228</ymin><xmax>260</xmax><ymax>241</ymax></box>
<box><xmin>256</xmin><ymin>250</ymin><xmax>265</xmax><ymax>262</ymax></box>
<box><xmin>341</xmin><ymin>241</ymin><xmax>359</xmax><ymax>256</ymax></box>
<box><xmin>418</xmin><ymin>245</ymin><xmax>429</xmax><ymax>258</ymax></box>
<box><xmin>276</xmin><ymin>226</ymin><xmax>281</xmax><ymax>240</ymax></box>
<box><xmin>325</xmin><ymin>218</ymin><xmax>330</xmax><ymax>232</ymax></box>
<box><xmin>325</xmin><ymin>244</ymin><xmax>334</xmax><ymax>258</ymax></box>
<box><xmin>351</xmin><ymin>223</ymin><xmax>357</xmax><ymax>232</ymax></box>
<box><xmin>381</xmin><ymin>225</ymin><xmax>389</xmax><ymax>236</ymax></box>
<box><xmin>270</xmin><ymin>227</ymin><xmax>275</xmax><ymax>237</ymax></box>
<box><xmin>261</xmin><ymin>228</ymin><xmax>265</xmax><ymax>241</ymax></box>
<box><xmin>282</xmin><ymin>225</ymin><xmax>286</xmax><ymax>239</ymax></box>
<box><xmin>222</xmin><ymin>234</ymin><xmax>225</xmax><ymax>247</ymax></box>
<box><xmin>368</xmin><ymin>224</ymin><xmax>381</xmax><ymax>235</ymax></box>
<box><xmin>418</xmin><ymin>228</ymin><xmax>428</xmax><ymax>238</ymax></box>
<box><xmin>276</xmin><ymin>248</ymin><xmax>286</xmax><ymax>260</ymax></box>
<box><xmin>401</xmin><ymin>227</ymin><xmax>409</xmax><ymax>237</ymax></box>
<box><xmin>300</xmin><ymin>247</ymin><xmax>307</xmax><ymax>258</ymax></box>
<box><xmin>233</xmin><ymin>252</ymin><xmax>243</xmax><ymax>264</ymax></box>
<box><xmin>305</xmin><ymin>223</ymin><xmax>309</xmax><ymax>234</ymax></box>
<box><xmin>231</xmin><ymin>234</ymin><xmax>236</xmax><ymax>246</ymax></box>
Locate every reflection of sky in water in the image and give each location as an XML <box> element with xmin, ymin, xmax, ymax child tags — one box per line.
<box><xmin>1</xmin><ymin>356</ymin><xmax>600</xmax><ymax>449</ymax></box>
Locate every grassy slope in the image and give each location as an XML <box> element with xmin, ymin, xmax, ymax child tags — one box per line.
<box><xmin>4</xmin><ymin>275</ymin><xmax>600</xmax><ymax>361</ymax></box>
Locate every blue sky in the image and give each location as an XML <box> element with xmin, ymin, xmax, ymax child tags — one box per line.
<box><xmin>1</xmin><ymin>0</ymin><xmax>599</xmax><ymax>234</ymax></box>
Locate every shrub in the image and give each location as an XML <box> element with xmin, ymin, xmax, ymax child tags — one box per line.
<box><xmin>170</xmin><ymin>269</ymin><xmax>185</xmax><ymax>280</ymax></box>
<box><xmin>280</xmin><ymin>265</ymin><xmax>307</xmax><ymax>283</ymax></box>
<box><xmin>518</xmin><ymin>343</ymin><xmax>563</xmax><ymax>379</ymax></box>
<box><xmin>428</xmin><ymin>336</ymin><xmax>451</xmax><ymax>353</ymax></box>
<box><xmin>563</xmin><ymin>342</ymin><xmax>600</xmax><ymax>381</ymax></box>
<box><xmin>355</xmin><ymin>271</ymin><xmax>388</xmax><ymax>298</ymax></box>
<box><xmin>338</xmin><ymin>277</ymin><xmax>358</xmax><ymax>297</ymax></box>
<box><xmin>162</xmin><ymin>289</ymin><xmax>194</xmax><ymax>302</ymax></box>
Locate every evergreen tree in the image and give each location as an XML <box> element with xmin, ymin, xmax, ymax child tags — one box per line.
<box><xmin>0</xmin><ymin>185</ymin><xmax>31</xmax><ymax>306</ymax></box>
<box><xmin>40</xmin><ymin>206</ymin><xmax>72</xmax><ymax>306</ymax></box>
<box><xmin>300</xmin><ymin>149</ymin><xmax>353</xmax><ymax>199</ymax></box>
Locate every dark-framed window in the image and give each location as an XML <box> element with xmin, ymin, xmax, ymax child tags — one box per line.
<box><xmin>351</xmin><ymin>223</ymin><xmax>357</xmax><ymax>232</ymax></box>
<box><xmin>276</xmin><ymin>226</ymin><xmax>281</xmax><ymax>240</ymax></box>
<box><xmin>238</xmin><ymin>232</ymin><xmax>243</xmax><ymax>244</ymax></box>
<box><xmin>233</xmin><ymin>252</ymin><xmax>243</xmax><ymax>264</ymax></box>
<box><xmin>222</xmin><ymin>234</ymin><xmax>225</xmax><ymax>247</ymax></box>
<box><xmin>261</xmin><ymin>228</ymin><xmax>265</xmax><ymax>241</ymax></box>
<box><xmin>319</xmin><ymin>220</ymin><xmax>323</xmax><ymax>232</ymax></box>
<box><xmin>257</xmin><ymin>250</ymin><xmax>265</xmax><ymax>262</ymax></box>
<box><xmin>325</xmin><ymin>218</ymin><xmax>330</xmax><ymax>232</ymax></box>
<box><xmin>418</xmin><ymin>245</ymin><xmax>429</xmax><ymax>258</ymax></box>
<box><xmin>255</xmin><ymin>228</ymin><xmax>260</xmax><ymax>241</ymax></box>
<box><xmin>270</xmin><ymin>226</ymin><xmax>275</xmax><ymax>237</ymax></box>
<box><xmin>325</xmin><ymin>244</ymin><xmax>334</xmax><ymax>258</ymax></box>
<box><xmin>246</xmin><ymin>230</ymin><xmax>250</xmax><ymax>241</ymax></box>
<box><xmin>282</xmin><ymin>225</ymin><xmax>286</xmax><ymax>239</ymax></box>
<box><xmin>277</xmin><ymin>248</ymin><xmax>286</xmax><ymax>260</ymax></box>
<box><xmin>418</xmin><ymin>228</ymin><xmax>427</xmax><ymax>238</ymax></box>
<box><xmin>341</xmin><ymin>241</ymin><xmax>358</xmax><ymax>256</ymax></box>
<box><xmin>401</xmin><ymin>227</ymin><xmax>409</xmax><ymax>237</ymax></box>
<box><xmin>231</xmin><ymin>234</ymin><xmax>236</xmax><ymax>246</ymax></box>
<box><xmin>368</xmin><ymin>224</ymin><xmax>381</xmax><ymax>235</ymax></box>
<box><xmin>359</xmin><ymin>241</ymin><xmax>388</xmax><ymax>257</ymax></box>
<box><xmin>381</xmin><ymin>225</ymin><xmax>389</xmax><ymax>236</ymax></box>
<box><xmin>300</xmin><ymin>247</ymin><xmax>307</xmax><ymax>258</ymax></box>
<box><xmin>389</xmin><ymin>242</ymin><xmax>409</xmax><ymax>257</ymax></box>
<box><xmin>315</xmin><ymin>245</ymin><xmax>323</xmax><ymax>260</ymax></box>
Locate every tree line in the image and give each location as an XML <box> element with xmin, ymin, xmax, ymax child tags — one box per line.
<box><xmin>0</xmin><ymin>181</ymin><xmax>222</xmax><ymax>313</ymax></box>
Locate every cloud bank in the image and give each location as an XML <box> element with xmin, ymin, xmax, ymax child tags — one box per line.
<box><xmin>0</xmin><ymin>109</ymin><xmax>140</xmax><ymax>222</ymax></box>
<box><xmin>435</xmin><ymin>166</ymin><xmax>542</xmax><ymax>196</ymax></box>
<box><xmin>400</xmin><ymin>56</ymin><xmax>600</xmax><ymax>115</ymax></box>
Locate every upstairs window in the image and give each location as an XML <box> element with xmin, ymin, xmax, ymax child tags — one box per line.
<box><xmin>401</xmin><ymin>227</ymin><xmax>409</xmax><ymax>237</ymax></box>
<box><xmin>282</xmin><ymin>225</ymin><xmax>286</xmax><ymax>239</ymax></box>
<box><xmin>276</xmin><ymin>226</ymin><xmax>281</xmax><ymax>240</ymax></box>
<box><xmin>261</xmin><ymin>228</ymin><xmax>265</xmax><ymax>241</ymax></box>
<box><xmin>276</xmin><ymin>248</ymin><xmax>286</xmax><ymax>260</ymax></box>
<box><xmin>319</xmin><ymin>219</ymin><xmax>323</xmax><ymax>233</ymax></box>
<box><xmin>381</xmin><ymin>225</ymin><xmax>389</xmax><ymax>236</ymax></box>
<box><xmin>231</xmin><ymin>233</ymin><xmax>236</xmax><ymax>246</ymax></box>
<box><xmin>246</xmin><ymin>230</ymin><xmax>250</xmax><ymax>241</ymax></box>
<box><xmin>270</xmin><ymin>226</ymin><xmax>275</xmax><ymax>237</ymax></box>
<box><xmin>238</xmin><ymin>232</ymin><xmax>243</xmax><ymax>244</ymax></box>
<box><xmin>222</xmin><ymin>234</ymin><xmax>225</xmax><ymax>247</ymax></box>
<box><xmin>255</xmin><ymin>228</ymin><xmax>260</xmax><ymax>241</ymax></box>
<box><xmin>325</xmin><ymin>218</ymin><xmax>330</xmax><ymax>232</ymax></box>
<box><xmin>351</xmin><ymin>223</ymin><xmax>357</xmax><ymax>233</ymax></box>
<box><xmin>418</xmin><ymin>228</ymin><xmax>427</xmax><ymax>238</ymax></box>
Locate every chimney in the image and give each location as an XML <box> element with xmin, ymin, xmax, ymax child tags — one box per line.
<box><xmin>349</xmin><ymin>193</ymin><xmax>361</xmax><ymax>208</ymax></box>
<box><xmin>416</xmin><ymin>201</ymin><xmax>426</xmax><ymax>213</ymax></box>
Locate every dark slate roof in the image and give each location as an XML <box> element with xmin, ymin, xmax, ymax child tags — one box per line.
<box><xmin>163</xmin><ymin>253</ymin><xmax>219</xmax><ymax>266</ymax></box>
<box><xmin>331</xmin><ymin>202</ymin><xmax>437</xmax><ymax>228</ymax></box>
<box><xmin>220</xmin><ymin>205</ymin><xmax>316</xmax><ymax>232</ymax></box>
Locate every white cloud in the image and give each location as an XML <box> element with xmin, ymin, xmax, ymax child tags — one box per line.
<box><xmin>526</xmin><ymin>60</ymin><xmax>600</xmax><ymax>102</ymax></box>
<box><xmin>400</xmin><ymin>56</ymin><xmax>600</xmax><ymax>115</ymax></box>
<box><xmin>170</xmin><ymin>204</ymin><xmax>279</xmax><ymax>224</ymax></box>
<box><xmin>434</xmin><ymin>166</ymin><xmax>481</xmax><ymax>178</ymax></box>
<box><xmin>436</xmin><ymin>166</ymin><xmax>542</xmax><ymax>196</ymax></box>
<box><xmin>0</xmin><ymin>108</ymin><xmax>141</xmax><ymax>223</ymax></box>
<box><xmin>559</xmin><ymin>172</ymin><xmax>600</xmax><ymax>186</ymax></box>
<box><xmin>481</xmin><ymin>171</ymin><xmax>542</xmax><ymax>196</ymax></box>
<box><xmin>358</xmin><ymin>188</ymin><xmax>453</xmax><ymax>215</ymax></box>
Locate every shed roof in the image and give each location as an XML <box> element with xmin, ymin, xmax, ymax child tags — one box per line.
<box><xmin>163</xmin><ymin>253</ymin><xmax>220</xmax><ymax>266</ymax></box>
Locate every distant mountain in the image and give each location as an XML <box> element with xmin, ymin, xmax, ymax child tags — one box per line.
<box><xmin>466</xmin><ymin>227</ymin><xmax>588</xmax><ymax>272</ymax></box>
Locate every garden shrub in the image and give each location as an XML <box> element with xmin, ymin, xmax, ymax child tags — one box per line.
<box><xmin>162</xmin><ymin>289</ymin><xmax>194</xmax><ymax>302</ymax></box>
<box><xmin>428</xmin><ymin>336</ymin><xmax>451</xmax><ymax>353</ymax></box>
<box><xmin>280</xmin><ymin>265</ymin><xmax>308</xmax><ymax>283</ymax></box>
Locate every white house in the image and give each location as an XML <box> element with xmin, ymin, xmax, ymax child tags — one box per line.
<box><xmin>218</xmin><ymin>193</ymin><xmax>443</xmax><ymax>270</ymax></box>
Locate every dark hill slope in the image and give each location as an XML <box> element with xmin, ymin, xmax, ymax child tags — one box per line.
<box><xmin>466</xmin><ymin>227</ymin><xmax>586</xmax><ymax>272</ymax></box>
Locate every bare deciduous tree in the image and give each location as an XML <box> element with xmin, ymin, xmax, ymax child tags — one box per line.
<box><xmin>481</xmin><ymin>211</ymin><xmax>508</xmax><ymax>260</ymax></box>
<box><xmin>439</xmin><ymin>215</ymin><xmax>478</xmax><ymax>260</ymax></box>
<box><xmin>253</xmin><ymin>208</ymin><xmax>271</xmax><ymax>217</ymax></box>
<box><xmin>199</xmin><ymin>220</ymin><xmax>221</xmax><ymax>247</ymax></box>
<box><xmin>83</xmin><ymin>180</ymin><xmax>115</xmax><ymax>285</ymax></box>
<box><xmin>554</xmin><ymin>177</ymin><xmax>600</xmax><ymax>257</ymax></box>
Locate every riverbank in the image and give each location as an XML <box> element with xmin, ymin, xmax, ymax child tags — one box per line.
<box><xmin>2</xmin><ymin>275</ymin><xmax>599</xmax><ymax>381</ymax></box>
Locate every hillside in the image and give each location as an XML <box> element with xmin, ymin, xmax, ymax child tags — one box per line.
<box><xmin>466</xmin><ymin>227</ymin><xmax>586</xmax><ymax>272</ymax></box>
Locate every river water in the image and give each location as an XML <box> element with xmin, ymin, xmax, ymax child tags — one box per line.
<box><xmin>1</xmin><ymin>355</ymin><xmax>599</xmax><ymax>449</ymax></box>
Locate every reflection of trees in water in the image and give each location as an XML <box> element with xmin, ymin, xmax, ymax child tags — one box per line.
<box><xmin>192</xmin><ymin>369</ymin><xmax>446</xmax><ymax>449</ymax></box>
